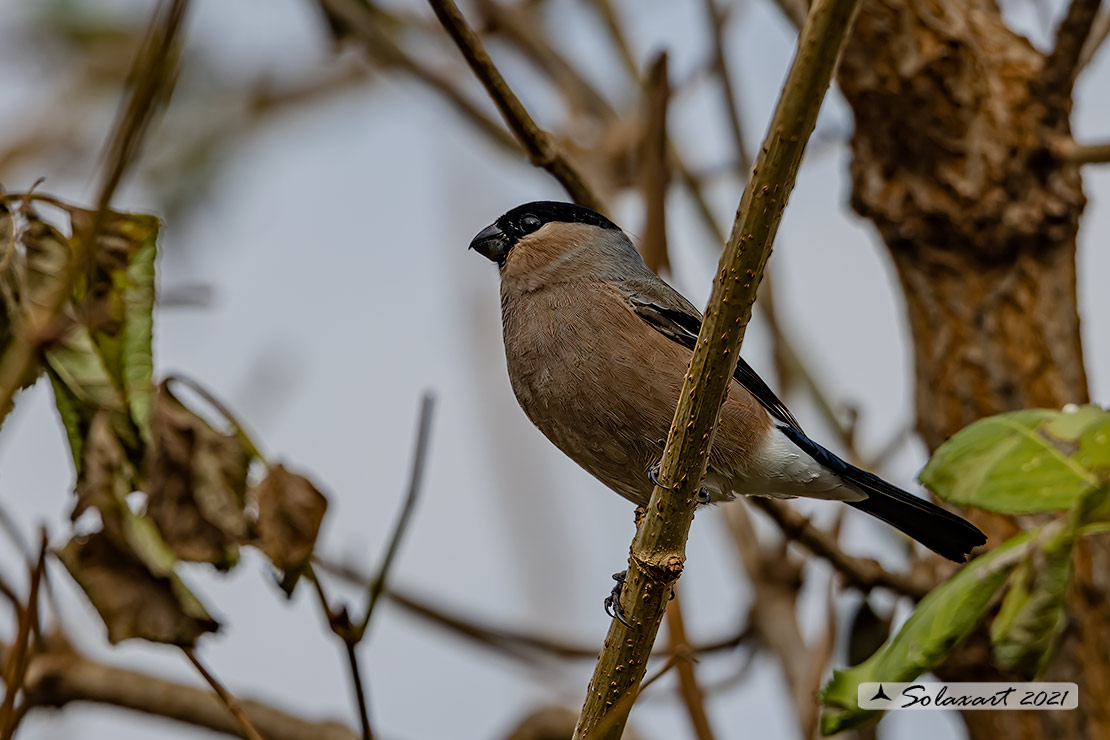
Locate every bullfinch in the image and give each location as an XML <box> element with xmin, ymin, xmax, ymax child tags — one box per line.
<box><xmin>469</xmin><ymin>201</ymin><xmax>986</xmax><ymax>567</ymax></box>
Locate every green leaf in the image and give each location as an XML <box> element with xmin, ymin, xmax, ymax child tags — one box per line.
<box><xmin>46</xmin><ymin>326</ymin><xmax>137</xmax><ymax>465</ymax></box>
<box><xmin>921</xmin><ymin>406</ymin><xmax>1110</xmax><ymax>514</ymax></box>
<box><xmin>819</xmin><ymin>534</ymin><xmax>1029</xmax><ymax>734</ymax></box>
<box><xmin>120</xmin><ymin>221</ymin><xmax>157</xmax><ymax>440</ymax></box>
<box><xmin>47</xmin><ymin>326</ymin><xmax>128</xmax><ymax>412</ymax></box>
<box><xmin>49</xmin><ymin>371</ymin><xmax>88</xmax><ymax>473</ymax></box>
<box><xmin>990</xmin><ymin>518</ymin><xmax>1076</xmax><ymax>678</ymax></box>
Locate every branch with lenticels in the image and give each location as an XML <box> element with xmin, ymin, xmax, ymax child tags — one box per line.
<box><xmin>569</xmin><ymin>0</ymin><xmax>863</xmax><ymax>735</ymax></box>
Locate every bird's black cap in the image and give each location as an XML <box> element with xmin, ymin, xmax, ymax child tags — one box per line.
<box><xmin>470</xmin><ymin>201</ymin><xmax>620</xmax><ymax>265</ymax></box>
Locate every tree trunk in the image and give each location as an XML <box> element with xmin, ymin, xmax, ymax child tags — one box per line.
<box><xmin>836</xmin><ymin>0</ymin><xmax>1109</xmax><ymax>737</ymax></box>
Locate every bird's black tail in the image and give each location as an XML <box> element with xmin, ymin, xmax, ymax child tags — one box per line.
<box><xmin>778</xmin><ymin>426</ymin><xmax>986</xmax><ymax>562</ymax></box>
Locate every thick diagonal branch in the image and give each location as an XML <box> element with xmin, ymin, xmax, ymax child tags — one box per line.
<box><xmin>570</xmin><ymin>0</ymin><xmax>862</xmax><ymax>736</ymax></box>
<box><xmin>425</xmin><ymin>0</ymin><xmax>605</xmax><ymax>213</ymax></box>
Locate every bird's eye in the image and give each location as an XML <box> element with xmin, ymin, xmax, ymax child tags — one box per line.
<box><xmin>521</xmin><ymin>215</ymin><xmax>542</xmax><ymax>232</ymax></box>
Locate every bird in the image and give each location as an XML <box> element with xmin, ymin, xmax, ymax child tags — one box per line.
<box><xmin>469</xmin><ymin>201</ymin><xmax>986</xmax><ymax>573</ymax></box>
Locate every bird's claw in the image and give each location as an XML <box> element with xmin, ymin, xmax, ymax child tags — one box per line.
<box><xmin>648</xmin><ymin>462</ymin><xmax>673</xmax><ymax>490</ymax></box>
<box><xmin>604</xmin><ymin>571</ymin><xmax>631</xmax><ymax>627</ymax></box>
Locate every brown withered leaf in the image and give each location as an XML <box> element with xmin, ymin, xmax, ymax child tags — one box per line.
<box><xmin>254</xmin><ymin>464</ymin><xmax>328</xmax><ymax>588</ymax></box>
<box><xmin>74</xmin><ymin>411</ymin><xmax>136</xmax><ymax>525</ymax></box>
<box><xmin>57</xmin><ymin>531</ymin><xmax>219</xmax><ymax>646</ymax></box>
<box><xmin>146</xmin><ymin>383</ymin><xmax>250</xmax><ymax>568</ymax></box>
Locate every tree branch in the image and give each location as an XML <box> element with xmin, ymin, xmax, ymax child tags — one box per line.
<box><xmin>309</xmin><ymin>573</ymin><xmax>375</xmax><ymax>740</ymax></box>
<box><xmin>358</xmin><ymin>393</ymin><xmax>435</xmax><ymax>636</ymax></box>
<box><xmin>0</xmin><ymin>534</ymin><xmax>47</xmax><ymax>740</ymax></box>
<box><xmin>1040</xmin><ymin>0</ymin><xmax>1102</xmax><ymax>116</ymax></box>
<box><xmin>425</xmin><ymin>0</ymin><xmax>606</xmax><ymax>213</ymax></box>
<box><xmin>571</xmin><ymin>0</ymin><xmax>862</xmax><ymax>735</ymax></box>
<box><xmin>664</xmin><ymin>595</ymin><xmax>717</xmax><ymax>740</ymax></box>
<box><xmin>638</xmin><ymin>53</ymin><xmax>672</xmax><ymax>275</ymax></box>
<box><xmin>14</xmin><ymin>639</ymin><xmax>358</xmax><ymax>740</ymax></box>
<box><xmin>747</xmin><ymin>497</ymin><xmax>932</xmax><ymax>599</ymax></box>
<box><xmin>307</xmin><ymin>395</ymin><xmax>434</xmax><ymax>740</ymax></box>
<box><xmin>315</xmin><ymin>557</ymin><xmax>754</xmax><ymax>663</ymax></box>
<box><xmin>183</xmin><ymin>648</ymin><xmax>266</xmax><ymax>740</ymax></box>
<box><xmin>315</xmin><ymin>0</ymin><xmax>518</xmax><ymax>155</ymax></box>
<box><xmin>702</xmin><ymin>0</ymin><xmax>751</xmax><ymax>177</ymax></box>
<box><xmin>1078</xmin><ymin>10</ymin><xmax>1110</xmax><ymax>71</ymax></box>
<box><xmin>1057</xmin><ymin>138</ymin><xmax>1110</xmax><ymax>165</ymax></box>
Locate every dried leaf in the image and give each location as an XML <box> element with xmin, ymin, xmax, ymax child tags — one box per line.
<box><xmin>254</xmin><ymin>464</ymin><xmax>328</xmax><ymax>586</ymax></box>
<box><xmin>146</xmin><ymin>383</ymin><xmax>250</xmax><ymax>568</ymax></box>
<box><xmin>21</xmin><ymin>216</ymin><xmax>72</xmax><ymax>313</ymax></box>
<box><xmin>58</xmin><ymin>531</ymin><xmax>218</xmax><ymax>646</ymax></box>
<box><xmin>74</xmin><ymin>411</ymin><xmax>136</xmax><ymax>523</ymax></box>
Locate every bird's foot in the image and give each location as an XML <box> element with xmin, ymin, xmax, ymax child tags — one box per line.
<box><xmin>648</xmin><ymin>462</ymin><xmax>673</xmax><ymax>490</ymax></box>
<box><xmin>604</xmin><ymin>571</ymin><xmax>630</xmax><ymax>627</ymax></box>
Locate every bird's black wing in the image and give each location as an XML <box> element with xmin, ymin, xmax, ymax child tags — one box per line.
<box><xmin>627</xmin><ymin>295</ymin><xmax>803</xmax><ymax>431</ymax></box>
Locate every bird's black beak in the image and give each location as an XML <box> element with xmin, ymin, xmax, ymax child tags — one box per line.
<box><xmin>469</xmin><ymin>223</ymin><xmax>510</xmax><ymax>264</ymax></box>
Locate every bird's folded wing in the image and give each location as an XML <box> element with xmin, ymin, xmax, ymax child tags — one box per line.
<box><xmin>626</xmin><ymin>293</ymin><xmax>803</xmax><ymax>431</ymax></box>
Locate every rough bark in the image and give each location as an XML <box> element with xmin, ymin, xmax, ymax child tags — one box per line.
<box><xmin>837</xmin><ymin>0</ymin><xmax>1107</xmax><ymax>737</ymax></box>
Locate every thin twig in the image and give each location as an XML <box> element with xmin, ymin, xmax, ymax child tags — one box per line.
<box><xmin>183</xmin><ymin>648</ymin><xmax>267</xmax><ymax>740</ymax></box>
<box><xmin>747</xmin><ymin>497</ymin><xmax>932</xmax><ymax>599</ymax></box>
<box><xmin>315</xmin><ymin>556</ymin><xmax>753</xmax><ymax>661</ymax></box>
<box><xmin>664</xmin><ymin>594</ymin><xmax>717</xmax><ymax>740</ymax></box>
<box><xmin>0</xmin><ymin>0</ymin><xmax>189</xmax><ymax>424</ymax></box>
<box><xmin>476</xmin><ymin>0</ymin><xmax>617</xmax><ymax>122</ymax></box>
<box><xmin>307</xmin><ymin>571</ymin><xmax>374</xmax><ymax>740</ymax></box>
<box><xmin>165</xmin><ymin>374</ymin><xmax>268</xmax><ymax>463</ymax></box>
<box><xmin>343</xmin><ymin>642</ymin><xmax>373</xmax><ymax>740</ymax></box>
<box><xmin>358</xmin><ymin>392</ymin><xmax>435</xmax><ymax>636</ymax></box>
<box><xmin>0</xmin><ymin>533</ymin><xmax>47</xmax><ymax>740</ymax></box>
<box><xmin>589</xmin><ymin>0</ymin><xmax>640</xmax><ymax>82</ymax></box>
<box><xmin>0</xmin><ymin>571</ymin><xmax>18</xmax><ymax>610</ymax></box>
<box><xmin>1078</xmin><ymin>10</ymin><xmax>1110</xmax><ymax>71</ymax></box>
<box><xmin>583</xmin><ymin>0</ymin><xmax>731</xmax><ymax>249</ymax></box>
<box><xmin>639</xmin><ymin>53</ymin><xmax>672</xmax><ymax>275</ymax></box>
<box><xmin>1056</xmin><ymin>138</ymin><xmax>1110</xmax><ymax>165</ymax></box>
<box><xmin>1039</xmin><ymin>0</ymin><xmax>1102</xmax><ymax>121</ymax></box>
<box><xmin>307</xmin><ymin>394</ymin><xmax>434</xmax><ymax>739</ymax></box>
<box><xmin>425</xmin><ymin>0</ymin><xmax>606</xmax><ymax>213</ymax></box>
<box><xmin>702</xmin><ymin>0</ymin><xmax>751</xmax><ymax>177</ymax></box>
<box><xmin>316</xmin><ymin>0</ymin><xmax>518</xmax><ymax>155</ymax></box>
<box><xmin>572</xmin><ymin>0</ymin><xmax>863</xmax><ymax>734</ymax></box>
